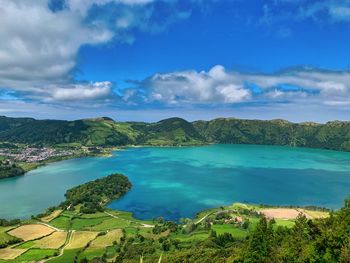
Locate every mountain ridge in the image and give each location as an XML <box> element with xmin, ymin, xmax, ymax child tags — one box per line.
<box><xmin>1</xmin><ymin>116</ymin><xmax>350</xmax><ymax>151</ymax></box>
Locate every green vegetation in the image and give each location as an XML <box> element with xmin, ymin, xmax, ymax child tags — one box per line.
<box><xmin>15</xmin><ymin>248</ymin><xmax>58</xmax><ymax>261</ymax></box>
<box><xmin>0</xmin><ymin>227</ymin><xmax>22</xmax><ymax>249</ymax></box>
<box><xmin>3</xmin><ymin>115</ymin><xmax>350</xmax><ymax>151</ymax></box>
<box><xmin>0</xmin><ymin>161</ymin><xmax>24</xmax><ymax>180</ymax></box>
<box><xmin>62</xmin><ymin>173</ymin><xmax>132</xmax><ymax>213</ymax></box>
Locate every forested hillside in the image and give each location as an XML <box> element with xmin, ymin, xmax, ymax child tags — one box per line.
<box><xmin>1</xmin><ymin>116</ymin><xmax>350</xmax><ymax>151</ymax></box>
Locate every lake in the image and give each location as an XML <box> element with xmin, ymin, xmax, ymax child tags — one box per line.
<box><xmin>1</xmin><ymin>144</ymin><xmax>350</xmax><ymax>220</ymax></box>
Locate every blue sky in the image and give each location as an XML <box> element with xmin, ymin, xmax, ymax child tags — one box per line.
<box><xmin>1</xmin><ymin>0</ymin><xmax>350</xmax><ymax>122</ymax></box>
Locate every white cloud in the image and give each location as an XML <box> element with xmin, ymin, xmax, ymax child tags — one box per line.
<box><xmin>133</xmin><ymin>65</ymin><xmax>251</xmax><ymax>105</ymax></box>
<box><xmin>125</xmin><ymin>65</ymin><xmax>350</xmax><ymax>109</ymax></box>
<box><xmin>0</xmin><ymin>0</ymin><xmax>114</xmax><ymax>89</ymax></box>
<box><xmin>49</xmin><ymin>81</ymin><xmax>113</xmax><ymax>101</ymax></box>
<box><xmin>0</xmin><ymin>0</ymin><xmax>191</xmax><ymax>103</ymax></box>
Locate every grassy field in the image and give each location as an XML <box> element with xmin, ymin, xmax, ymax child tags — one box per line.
<box><xmin>47</xmin><ymin>249</ymin><xmax>80</xmax><ymax>263</ymax></box>
<box><xmin>78</xmin><ymin>248</ymin><xmax>105</xmax><ymax>261</ymax></box>
<box><xmin>50</xmin><ymin>215</ymin><xmax>73</xmax><ymax>230</ymax></box>
<box><xmin>212</xmin><ymin>224</ymin><xmax>248</xmax><ymax>239</ymax></box>
<box><xmin>71</xmin><ymin>217</ymin><xmax>110</xmax><ymax>230</ymax></box>
<box><xmin>171</xmin><ymin>231</ymin><xmax>209</xmax><ymax>243</ymax></box>
<box><xmin>15</xmin><ymin>248</ymin><xmax>58</xmax><ymax>262</ymax></box>
<box><xmin>88</xmin><ymin>218</ymin><xmax>130</xmax><ymax>231</ymax></box>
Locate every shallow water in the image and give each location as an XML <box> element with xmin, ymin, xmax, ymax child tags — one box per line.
<box><xmin>1</xmin><ymin>144</ymin><xmax>350</xmax><ymax>220</ymax></box>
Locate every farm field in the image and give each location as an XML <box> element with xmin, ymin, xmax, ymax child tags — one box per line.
<box><xmin>33</xmin><ymin>231</ymin><xmax>67</xmax><ymax>249</ymax></box>
<box><xmin>0</xmin><ymin>248</ymin><xmax>27</xmax><ymax>260</ymax></box>
<box><xmin>0</xmin><ymin>203</ymin><xmax>330</xmax><ymax>262</ymax></box>
<box><xmin>65</xmin><ymin>231</ymin><xmax>99</xmax><ymax>249</ymax></box>
<box><xmin>8</xmin><ymin>224</ymin><xmax>55</xmax><ymax>241</ymax></box>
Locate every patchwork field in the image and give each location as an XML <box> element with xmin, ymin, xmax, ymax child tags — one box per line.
<box><xmin>0</xmin><ymin>204</ymin><xmax>330</xmax><ymax>262</ymax></box>
<box><xmin>8</xmin><ymin>224</ymin><xmax>55</xmax><ymax>241</ymax></box>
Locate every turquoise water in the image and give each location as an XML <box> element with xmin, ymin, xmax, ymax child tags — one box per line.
<box><xmin>1</xmin><ymin>144</ymin><xmax>350</xmax><ymax>220</ymax></box>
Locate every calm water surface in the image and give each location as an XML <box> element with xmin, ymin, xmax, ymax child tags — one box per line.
<box><xmin>1</xmin><ymin>144</ymin><xmax>350</xmax><ymax>220</ymax></box>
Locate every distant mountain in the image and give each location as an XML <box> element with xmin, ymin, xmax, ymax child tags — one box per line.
<box><xmin>1</xmin><ymin>116</ymin><xmax>350</xmax><ymax>151</ymax></box>
<box><xmin>129</xmin><ymin>117</ymin><xmax>204</xmax><ymax>146</ymax></box>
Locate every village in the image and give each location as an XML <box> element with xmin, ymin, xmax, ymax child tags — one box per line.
<box><xmin>0</xmin><ymin>147</ymin><xmax>74</xmax><ymax>163</ymax></box>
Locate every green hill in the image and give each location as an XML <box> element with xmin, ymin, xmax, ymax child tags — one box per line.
<box><xmin>1</xmin><ymin>116</ymin><xmax>350</xmax><ymax>151</ymax></box>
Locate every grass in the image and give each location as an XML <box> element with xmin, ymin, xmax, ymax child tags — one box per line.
<box><xmin>71</xmin><ymin>217</ymin><xmax>110</xmax><ymax>230</ymax></box>
<box><xmin>0</xmin><ymin>227</ymin><xmax>18</xmax><ymax>247</ymax></box>
<box><xmin>50</xmin><ymin>215</ymin><xmax>72</xmax><ymax>230</ymax></box>
<box><xmin>274</xmin><ymin>219</ymin><xmax>295</xmax><ymax>228</ymax></box>
<box><xmin>47</xmin><ymin>249</ymin><xmax>80</xmax><ymax>263</ymax></box>
<box><xmin>211</xmin><ymin>224</ymin><xmax>248</xmax><ymax>239</ymax></box>
<box><xmin>105</xmin><ymin>246</ymin><xmax>117</xmax><ymax>259</ymax></box>
<box><xmin>15</xmin><ymin>248</ymin><xmax>58</xmax><ymax>262</ymax></box>
<box><xmin>78</xmin><ymin>248</ymin><xmax>105</xmax><ymax>261</ymax></box>
<box><xmin>15</xmin><ymin>241</ymin><xmax>35</xmax><ymax>249</ymax></box>
<box><xmin>88</xmin><ymin>218</ymin><xmax>130</xmax><ymax>231</ymax></box>
<box><xmin>172</xmin><ymin>231</ymin><xmax>209</xmax><ymax>242</ymax></box>
<box><xmin>65</xmin><ymin>231</ymin><xmax>99</xmax><ymax>249</ymax></box>
<box><xmin>8</xmin><ymin>224</ymin><xmax>55</xmax><ymax>241</ymax></box>
<box><xmin>124</xmin><ymin>227</ymin><xmax>138</xmax><ymax>237</ymax></box>
<box><xmin>106</xmin><ymin>210</ymin><xmax>154</xmax><ymax>225</ymax></box>
<box><xmin>79</xmin><ymin>213</ymin><xmax>109</xmax><ymax>219</ymax></box>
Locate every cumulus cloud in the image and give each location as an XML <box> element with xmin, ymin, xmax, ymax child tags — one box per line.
<box><xmin>123</xmin><ymin>65</ymin><xmax>350</xmax><ymax>109</ymax></box>
<box><xmin>49</xmin><ymin>81</ymin><xmax>113</xmax><ymax>101</ymax></box>
<box><xmin>127</xmin><ymin>65</ymin><xmax>251</xmax><ymax>105</ymax></box>
<box><xmin>0</xmin><ymin>0</ymin><xmax>113</xmax><ymax>89</ymax></box>
<box><xmin>0</xmin><ymin>0</ymin><xmax>193</xmax><ymax>103</ymax></box>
